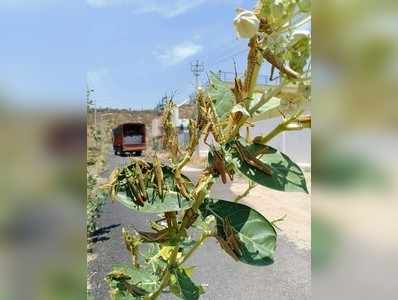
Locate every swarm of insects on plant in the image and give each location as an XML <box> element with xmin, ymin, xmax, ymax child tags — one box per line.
<box><xmin>104</xmin><ymin>1</ymin><xmax>311</xmax><ymax>299</ymax></box>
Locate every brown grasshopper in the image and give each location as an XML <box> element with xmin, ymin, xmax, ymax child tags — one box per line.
<box><xmin>181</xmin><ymin>208</ymin><xmax>199</xmax><ymax>230</ymax></box>
<box><xmin>174</xmin><ymin>171</ymin><xmax>191</xmax><ymax>199</ymax></box>
<box><xmin>138</xmin><ymin>228</ymin><xmax>170</xmax><ymax>243</ymax></box>
<box><xmin>161</xmin><ymin>99</ymin><xmax>180</xmax><ymax>158</ymax></box>
<box><xmin>152</xmin><ymin>154</ymin><xmax>165</xmax><ymax>199</ymax></box>
<box><xmin>232</xmin><ymin>141</ymin><xmax>273</xmax><ymax>176</ymax></box>
<box><xmin>125</xmin><ymin>167</ymin><xmax>145</xmax><ymax>206</ymax></box>
<box><xmin>134</xmin><ymin>160</ymin><xmax>148</xmax><ymax>200</ymax></box>
<box><xmin>216</xmin><ymin>217</ymin><xmax>243</xmax><ymax>261</ymax></box>
<box><xmin>210</xmin><ymin>146</ymin><xmax>233</xmax><ymax>184</ymax></box>
<box><xmin>106</xmin><ymin>271</ymin><xmax>148</xmax><ymax>298</ymax></box>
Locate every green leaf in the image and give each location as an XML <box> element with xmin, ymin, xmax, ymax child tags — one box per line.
<box><xmin>250</xmin><ymin>94</ymin><xmax>281</xmax><ymax>121</ymax></box>
<box><xmin>228</xmin><ymin>141</ymin><xmax>308</xmax><ymax>193</ymax></box>
<box><xmin>106</xmin><ymin>265</ymin><xmax>159</xmax><ymax>299</ymax></box>
<box><xmin>110</xmin><ymin>265</ymin><xmax>159</xmax><ymax>290</ymax></box>
<box><xmin>207</xmin><ymin>71</ymin><xmax>235</xmax><ymax>119</ymax></box>
<box><xmin>116</xmin><ymin>165</ymin><xmax>195</xmax><ymax>213</ymax></box>
<box><xmin>117</xmin><ymin>188</ymin><xmax>194</xmax><ymax>213</ymax></box>
<box><xmin>171</xmin><ymin>268</ymin><xmax>201</xmax><ymax>300</ymax></box>
<box><xmin>201</xmin><ymin>199</ymin><xmax>277</xmax><ymax>266</ymax></box>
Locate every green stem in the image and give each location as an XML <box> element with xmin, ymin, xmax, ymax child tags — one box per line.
<box><xmin>249</xmin><ymin>80</ymin><xmax>287</xmax><ymax>115</ymax></box>
<box><xmin>234</xmin><ymin>181</ymin><xmax>256</xmax><ymax>203</ymax></box>
<box><xmin>148</xmin><ymin>244</ymin><xmax>179</xmax><ymax>300</ymax></box>
<box><xmin>253</xmin><ymin>109</ymin><xmax>303</xmax><ymax>145</ymax></box>
<box><xmin>179</xmin><ymin>234</ymin><xmax>209</xmax><ymax>265</ymax></box>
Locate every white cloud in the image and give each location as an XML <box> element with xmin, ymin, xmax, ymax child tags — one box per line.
<box><xmin>86</xmin><ymin>0</ymin><xmax>209</xmax><ymax>18</ymax></box>
<box><xmin>155</xmin><ymin>42</ymin><xmax>203</xmax><ymax>66</ymax></box>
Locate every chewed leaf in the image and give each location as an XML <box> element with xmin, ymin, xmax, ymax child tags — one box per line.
<box><xmin>228</xmin><ymin>140</ymin><xmax>308</xmax><ymax>193</ymax></box>
<box><xmin>106</xmin><ymin>265</ymin><xmax>159</xmax><ymax>299</ymax></box>
<box><xmin>208</xmin><ymin>71</ymin><xmax>235</xmax><ymax>119</ymax></box>
<box><xmin>201</xmin><ymin>199</ymin><xmax>277</xmax><ymax>266</ymax></box>
<box><xmin>114</xmin><ymin>163</ymin><xmax>195</xmax><ymax>213</ymax></box>
<box><xmin>117</xmin><ymin>188</ymin><xmax>193</xmax><ymax>213</ymax></box>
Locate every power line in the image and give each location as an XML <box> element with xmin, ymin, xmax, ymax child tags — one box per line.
<box><xmin>206</xmin><ymin>48</ymin><xmax>247</xmax><ymax>70</ymax></box>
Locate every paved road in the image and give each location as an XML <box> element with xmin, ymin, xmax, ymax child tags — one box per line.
<box><xmin>88</xmin><ymin>151</ymin><xmax>310</xmax><ymax>300</ymax></box>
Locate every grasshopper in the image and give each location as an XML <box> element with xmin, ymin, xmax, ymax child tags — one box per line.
<box><xmin>186</xmin><ymin>119</ymin><xmax>199</xmax><ymax>154</ymax></box>
<box><xmin>181</xmin><ymin>208</ymin><xmax>199</xmax><ymax>230</ymax></box>
<box><xmin>152</xmin><ymin>154</ymin><xmax>165</xmax><ymax>199</ymax></box>
<box><xmin>174</xmin><ymin>171</ymin><xmax>190</xmax><ymax>199</ymax></box>
<box><xmin>106</xmin><ymin>271</ymin><xmax>148</xmax><ymax>297</ymax></box>
<box><xmin>138</xmin><ymin>228</ymin><xmax>170</xmax><ymax>243</ymax></box>
<box><xmin>209</xmin><ymin>145</ymin><xmax>233</xmax><ymax>184</ymax></box>
<box><xmin>125</xmin><ymin>167</ymin><xmax>145</xmax><ymax>206</ymax></box>
<box><xmin>162</xmin><ymin>100</ymin><xmax>180</xmax><ymax>158</ymax></box>
<box><xmin>134</xmin><ymin>160</ymin><xmax>148</xmax><ymax>200</ymax></box>
<box><xmin>232</xmin><ymin>141</ymin><xmax>273</xmax><ymax>176</ymax></box>
<box><xmin>216</xmin><ymin>217</ymin><xmax>243</xmax><ymax>261</ymax></box>
<box><xmin>122</xmin><ymin>227</ymin><xmax>142</xmax><ymax>268</ymax></box>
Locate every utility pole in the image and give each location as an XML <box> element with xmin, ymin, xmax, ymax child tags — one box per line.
<box><xmin>191</xmin><ymin>60</ymin><xmax>204</xmax><ymax>90</ymax></box>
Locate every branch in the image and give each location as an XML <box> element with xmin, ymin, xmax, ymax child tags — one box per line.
<box><xmin>253</xmin><ymin>109</ymin><xmax>304</xmax><ymax>145</ymax></box>
<box><xmin>249</xmin><ymin>80</ymin><xmax>287</xmax><ymax>115</ymax></box>
<box><xmin>179</xmin><ymin>233</ymin><xmax>210</xmax><ymax>265</ymax></box>
<box><xmin>234</xmin><ymin>181</ymin><xmax>256</xmax><ymax>203</ymax></box>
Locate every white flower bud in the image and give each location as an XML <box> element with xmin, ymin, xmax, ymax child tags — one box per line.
<box><xmin>233</xmin><ymin>9</ymin><xmax>260</xmax><ymax>39</ymax></box>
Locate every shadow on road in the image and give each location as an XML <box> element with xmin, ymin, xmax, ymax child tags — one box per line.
<box><xmin>89</xmin><ymin>224</ymin><xmax>121</xmax><ymax>243</ymax></box>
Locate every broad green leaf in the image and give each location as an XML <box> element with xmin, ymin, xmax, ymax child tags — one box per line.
<box><xmin>107</xmin><ymin>265</ymin><xmax>159</xmax><ymax>299</ymax></box>
<box><xmin>228</xmin><ymin>140</ymin><xmax>308</xmax><ymax>193</ymax></box>
<box><xmin>201</xmin><ymin>199</ymin><xmax>277</xmax><ymax>266</ymax></box>
<box><xmin>207</xmin><ymin>71</ymin><xmax>235</xmax><ymax>119</ymax></box>
<box><xmin>169</xmin><ymin>266</ymin><xmax>195</xmax><ymax>295</ymax></box>
<box><xmin>115</xmin><ymin>165</ymin><xmax>195</xmax><ymax>213</ymax></box>
<box><xmin>250</xmin><ymin>94</ymin><xmax>281</xmax><ymax>121</ymax></box>
<box><xmin>109</xmin><ymin>265</ymin><xmax>159</xmax><ymax>290</ymax></box>
<box><xmin>117</xmin><ymin>188</ymin><xmax>194</xmax><ymax>213</ymax></box>
<box><xmin>171</xmin><ymin>268</ymin><xmax>201</xmax><ymax>300</ymax></box>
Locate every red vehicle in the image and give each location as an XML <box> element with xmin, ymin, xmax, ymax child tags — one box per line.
<box><xmin>112</xmin><ymin>123</ymin><xmax>146</xmax><ymax>156</ymax></box>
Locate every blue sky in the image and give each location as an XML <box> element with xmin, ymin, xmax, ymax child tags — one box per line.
<box><xmin>0</xmin><ymin>0</ymin><xmax>271</xmax><ymax>109</ymax></box>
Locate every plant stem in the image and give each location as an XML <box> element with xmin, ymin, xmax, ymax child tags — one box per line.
<box><xmin>234</xmin><ymin>181</ymin><xmax>256</xmax><ymax>203</ymax></box>
<box><xmin>249</xmin><ymin>80</ymin><xmax>287</xmax><ymax>115</ymax></box>
<box><xmin>148</xmin><ymin>244</ymin><xmax>179</xmax><ymax>300</ymax></box>
<box><xmin>253</xmin><ymin>109</ymin><xmax>303</xmax><ymax>145</ymax></box>
<box><xmin>244</xmin><ymin>37</ymin><xmax>263</xmax><ymax>101</ymax></box>
<box><xmin>148</xmin><ymin>270</ymin><xmax>171</xmax><ymax>300</ymax></box>
<box><xmin>179</xmin><ymin>234</ymin><xmax>209</xmax><ymax>265</ymax></box>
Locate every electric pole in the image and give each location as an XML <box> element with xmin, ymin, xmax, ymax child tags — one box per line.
<box><xmin>191</xmin><ymin>60</ymin><xmax>204</xmax><ymax>90</ymax></box>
